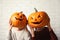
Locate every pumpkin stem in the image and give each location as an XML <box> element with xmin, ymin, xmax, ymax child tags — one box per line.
<box><xmin>20</xmin><ymin>11</ymin><xmax>23</xmax><ymax>13</ymax></box>
<box><xmin>34</xmin><ymin>8</ymin><xmax>38</xmax><ymax>12</ymax></box>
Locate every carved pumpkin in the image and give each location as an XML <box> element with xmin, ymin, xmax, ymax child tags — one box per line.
<box><xmin>9</xmin><ymin>12</ymin><xmax>27</xmax><ymax>29</ymax></box>
<box><xmin>28</xmin><ymin>8</ymin><xmax>50</xmax><ymax>28</ymax></box>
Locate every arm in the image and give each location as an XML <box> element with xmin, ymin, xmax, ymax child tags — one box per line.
<box><xmin>8</xmin><ymin>27</ymin><xmax>13</xmax><ymax>40</ymax></box>
<box><xmin>47</xmin><ymin>23</ymin><xmax>58</xmax><ymax>40</ymax></box>
<box><xmin>50</xmin><ymin>29</ymin><xmax>58</xmax><ymax>40</ymax></box>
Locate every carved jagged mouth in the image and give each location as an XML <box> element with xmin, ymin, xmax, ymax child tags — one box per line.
<box><xmin>15</xmin><ymin>17</ymin><xmax>23</xmax><ymax>21</ymax></box>
<box><xmin>32</xmin><ymin>20</ymin><xmax>43</xmax><ymax>24</ymax></box>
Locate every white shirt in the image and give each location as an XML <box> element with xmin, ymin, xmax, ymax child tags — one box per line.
<box><xmin>8</xmin><ymin>27</ymin><xmax>31</xmax><ymax>40</ymax></box>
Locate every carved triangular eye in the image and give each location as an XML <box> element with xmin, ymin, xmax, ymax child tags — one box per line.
<box><xmin>38</xmin><ymin>15</ymin><xmax>40</xmax><ymax>18</ymax></box>
<box><xmin>31</xmin><ymin>17</ymin><xmax>33</xmax><ymax>19</ymax></box>
<box><xmin>20</xmin><ymin>16</ymin><xmax>22</xmax><ymax>18</ymax></box>
<box><xmin>17</xmin><ymin>13</ymin><xmax>19</xmax><ymax>15</ymax></box>
<box><xmin>15</xmin><ymin>17</ymin><xmax>19</xmax><ymax>20</ymax></box>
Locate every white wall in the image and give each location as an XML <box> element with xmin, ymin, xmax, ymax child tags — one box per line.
<box><xmin>0</xmin><ymin>0</ymin><xmax>60</xmax><ymax>40</ymax></box>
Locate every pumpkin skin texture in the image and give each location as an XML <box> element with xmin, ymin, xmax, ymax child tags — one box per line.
<box><xmin>10</xmin><ymin>12</ymin><xmax>27</xmax><ymax>29</ymax></box>
<box><xmin>28</xmin><ymin>9</ymin><xmax>50</xmax><ymax>28</ymax></box>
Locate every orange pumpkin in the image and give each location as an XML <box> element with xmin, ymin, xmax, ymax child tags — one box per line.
<box><xmin>28</xmin><ymin>8</ymin><xmax>50</xmax><ymax>28</ymax></box>
<box><xmin>9</xmin><ymin>12</ymin><xmax>27</xmax><ymax>29</ymax></box>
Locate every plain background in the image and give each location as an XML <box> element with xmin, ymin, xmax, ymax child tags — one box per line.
<box><xmin>0</xmin><ymin>0</ymin><xmax>60</xmax><ymax>40</ymax></box>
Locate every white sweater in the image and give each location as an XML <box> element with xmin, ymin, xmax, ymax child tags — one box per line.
<box><xmin>8</xmin><ymin>27</ymin><xmax>31</xmax><ymax>40</ymax></box>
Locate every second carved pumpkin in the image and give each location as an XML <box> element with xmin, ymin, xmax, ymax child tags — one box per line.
<box><xmin>28</xmin><ymin>8</ymin><xmax>50</xmax><ymax>28</ymax></box>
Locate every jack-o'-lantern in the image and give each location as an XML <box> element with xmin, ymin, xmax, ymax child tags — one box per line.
<box><xmin>9</xmin><ymin>11</ymin><xmax>27</xmax><ymax>29</ymax></box>
<box><xmin>28</xmin><ymin>8</ymin><xmax>50</xmax><ymax>28</ymax></box>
